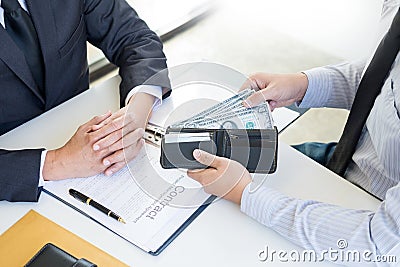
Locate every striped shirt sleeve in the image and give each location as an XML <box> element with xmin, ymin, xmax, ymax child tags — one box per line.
<box><xmin>240</xmin><ymin>183</ymin><xmax>400</xmax><ymax>265</ymax></box>
<box><xmin>299</xmin><ymin>60</ymin><xmax>366</xmax><ymax>109</ymax></box>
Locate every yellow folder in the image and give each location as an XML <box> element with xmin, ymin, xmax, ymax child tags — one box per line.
<box><xmin>0</xmin><ymin>210</ymin><xmax>128</xmax><ymax>267</ymax></box>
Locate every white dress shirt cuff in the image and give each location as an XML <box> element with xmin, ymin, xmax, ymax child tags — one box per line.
<box><xmin>38</xmin><ymin>150</ymin><xmax>47</xmax><ymax>187</ymax></box>
<box><xmin>125</xmin><ymin>85</ymin><xmax>163</xmax><ymax>109</ymax></box>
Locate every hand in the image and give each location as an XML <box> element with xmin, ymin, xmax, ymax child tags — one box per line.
<box><xmin>187</xmin><ymin>149</ymin><xmax>252</xmax><ymax>205</ymax></box>
<box><xmin>89</xmin><ymin>92</ymin><xmax>155</xmax><ymax>176</ymax></box>
<box><xmin>242</xmin><ymin>73</ymin><xmax>309</xmax><ymax>110</ymax></box>
<box><xmin>43</xmin><ymin>112</ymin><xmax>116</xmax><ymax>180</ymax></box>
<box><xmin>44</xmin><ymin>92</ymin><xmax>155</xmax><ymax>180</ymax></box>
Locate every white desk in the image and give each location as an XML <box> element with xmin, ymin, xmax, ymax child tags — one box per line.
<box><xmin>0</xmin><ymin>76</ymin><xmax>380</xmax><ymax>266</ymax></box>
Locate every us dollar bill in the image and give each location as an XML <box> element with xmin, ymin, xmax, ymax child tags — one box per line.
<box><xmin>171</xmin><ymin>89</ymin><xmax>274</xmax><ymax>130</ymax></box>
<box><xmin>172</xmin><ymin>89</ymin><xmax>253</xmax><ymax>126</ymax></box>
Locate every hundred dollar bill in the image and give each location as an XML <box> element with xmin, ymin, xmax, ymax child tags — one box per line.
<box><xmin>174</xmin><ymin>89</ymin><xmax>253</xmax><ymax>126</ymax></box>
<box><xmin>171</xmin><ymin>89</ymin><xmax>274</xmax><ymax>130</ymax></box>
<box><xmin>187</xmin><ymin>101</ymin><xmax>250</xmax><ymax>124</ymax></box>
<box><xmin>181</xmin><ymin>103</ymin><xmax>273</xmax><ymax>130</ymax></box>
<box><xmin>172</xmin><ymin>89</ymin><xmax>253</xmax><ymax>127</ymax></box>
<box><xmin>191</xmin><ymin>104</ymin><xmax>253</xmax><ymax>123</ymax></box>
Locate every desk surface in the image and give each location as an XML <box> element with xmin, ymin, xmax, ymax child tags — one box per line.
<box><xmin>0</xmin><ymin>75</ymin><xmax>380</xmax><ymax>266</ymax></box>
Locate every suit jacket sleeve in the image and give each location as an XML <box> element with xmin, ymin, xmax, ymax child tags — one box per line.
<box><xmin>84</xmin><ymin>0</ymin><xmax>172</xmax><ymax>107</ymax></box>
<box><xmin>0</xmin><ymin>149</ymin><xmax>43</xmax><ymax>202</ymax></box>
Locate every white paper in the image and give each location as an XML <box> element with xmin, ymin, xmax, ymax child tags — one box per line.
<box><xmin>44</xmin><ymin>144</ymin><xmax>211</xmax><ymax>253</ymax></box>
<box><xmin>272</xmin><ymin>107</ymin><xmax>300</xmax><ymax>132</ymax></box>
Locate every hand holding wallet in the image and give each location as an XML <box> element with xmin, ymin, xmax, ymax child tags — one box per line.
<box><xmin>160</xmin><ymin>127</ymin><xmax>278</xmax><ymax>173</ymax></box>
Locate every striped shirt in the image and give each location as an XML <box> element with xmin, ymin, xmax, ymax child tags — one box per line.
<box><xmin>240</xmin><ymin>1</ymin><xmax>400</xmax><ymax>265</ymax></box>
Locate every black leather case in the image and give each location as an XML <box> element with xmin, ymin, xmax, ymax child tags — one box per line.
<box><xmin>25</xmin><ymin>243</ymin><xmax>97</xmax><ymax>267</ymax></box>
<box><xmin>160</xmin><ymin>127</ymin><xmax>278</xmax><ymax>173</ymax></box>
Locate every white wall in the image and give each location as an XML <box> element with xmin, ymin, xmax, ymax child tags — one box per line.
<box><xmin>226</xmin><ymin>0</ymin><xmax>383</xmax><ymax>61</ymax></box>
<box><xmin>88</xmin><ymin>0</ymin><xmax>384</xmax><ymax>65</ymax></box>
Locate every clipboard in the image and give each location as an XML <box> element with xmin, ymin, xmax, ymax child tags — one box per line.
<box><xmin>43</xmin><ymin>125</ymin><xmax>216</xmax><ymax>256</ymax></box>
<box><xmin>44</xmin><ymin>189</ymin><xmax>215</xmax><ymax>256</ymax></box>
<box><xmin>143</xmin><ymin>122</ymin><xmax>166</xmax><ymax>147</ymax></box>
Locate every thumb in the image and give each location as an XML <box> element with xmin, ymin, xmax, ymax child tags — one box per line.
<box><xmin>193</xmin><ymin>149</ymin><xmax>219</xmax><ymax>168</ymax></box>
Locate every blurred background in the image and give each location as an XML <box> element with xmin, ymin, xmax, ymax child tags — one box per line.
<box><xmin>89</xmin><ymin>0</ymin><xmax>383</xmax><ymax>146</ymax></box>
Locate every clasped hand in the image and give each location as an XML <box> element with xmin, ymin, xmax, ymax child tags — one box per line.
<box><xmin>43</xmin><ymin>93</ymin><xmax>155</xmax><ymax>181</ymax></box>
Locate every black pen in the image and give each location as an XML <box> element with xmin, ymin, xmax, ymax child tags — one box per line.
<box><xmin>69</xmin><ymin>188</ymin><xmax>126</xmax><ymax>224</ymax></box>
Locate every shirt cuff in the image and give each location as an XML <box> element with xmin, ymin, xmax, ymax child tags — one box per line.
<box><xmin>297</xmin><ymin>68</ymin><xmax>333</xmax><ymax>108</ymax></box>
<box><xmin>125</xmin><ymin>85</ymin><xmax>163</xmax><ymax>109</ymax></box>
<box><xmin>38</xmin><ymin>150</ymin><xmax>47</xmax><ymax>187</ymax></box>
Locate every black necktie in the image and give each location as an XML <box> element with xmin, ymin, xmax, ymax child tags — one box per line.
<box><xmin>2</xmin><ymin>0</ymin><xmax>45</xmax><ymax>92</ymax></box>
<box><xmin>326</xmin><ymin>8</ymin><xmax>400</xmax><ymax>176</ymax></box>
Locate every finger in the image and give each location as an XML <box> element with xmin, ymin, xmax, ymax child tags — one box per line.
<box><xmin>80</xmin><ymin>111</ymin><xmax>112</xmax><ymax>132</ymax></box>
<box><xmin>93</xmin><ymin>127</ymin><xmax>123</xmax><ymax>152</ymax></box>
<box><xmin>243</xmin><ymin>90</ymin><xmax>270</xmax><ymax>108</ymax></box>
<box><xmin>92</xmin><ymin>117</ymin><xmax>143</xmax><ymax>151</ymax></box>
<box><xmin>102</xmin><ymin>148</ymin><xmax>124</xmax><ymax>169</ymax></box>
<box><xmin>119</xmin><ymin>127</ymin><xmax>145</xmax><ymax>148</ymax></box>
<box><xmin>90</xmin><ymin>116</ymin><xmax>125</xmax><ymax>146</ymax></box>
<box><xmin>192</xmin><ymin>149</ymin><xmax>220</xmax><ymax>168</ymax></box>
<box><xmin>94</xmin><ymin>107</ymin><xmax>138</xmax><ymax>140</ymax></box>
<box><xmin>126</xmin><ymin>138</ymin><xmax>145</xmax><ymax>161</ymax></box>
<box><xmin>89</xmin><ymin>111</ymin><xmax>112</xmax><ymax>125</ymax></box>
<box><xmin>91</xmin><ymin>124</ymin><xmax>102</xmax><ymax>131</ymax></box>
<box><xmin>95</xmin><ymin>107</ymin><xmax>126</xmax><ymax>129</ymax></box>
<box><xmin>239</xmin><ymin>76</ymin><xmax>259</xmax><ymax>91</ymax></box>
<box><xmin>102</xmin><ymin>138</ymin><xmax>144</xmax><ymax>168</ymax></box>
<box><xmin>269</xmin><ymin>100</ymin><xmax>277</xmax><ymax>111</ymax></box>
<box><xmin>104</xmin><ymin>162</ymin><xmax>125</xmax><ymax>176</ymax></box>
<box><xmin>97</xmin><ymin>127</ymin><xmax>145</xmax><ymax>153</ymax></box>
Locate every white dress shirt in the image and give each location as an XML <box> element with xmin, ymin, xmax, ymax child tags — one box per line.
<box><xmin>0</xmin><ymin>0</ymin><xmax>27</xmax><ymax>27</ymax></box>
<box><xmin>0</xmin><ymin>0</ymin><xmax>163</xmax><ymax>186</ymax></box>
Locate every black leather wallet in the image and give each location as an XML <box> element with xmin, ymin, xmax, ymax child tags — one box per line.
<box><xmin>25</xmin><ymin>243</ymin><xmax>97</xmax><ymax>267</ymax></box>
<box><xmin>160</xmin><ymin>127</ymin><xmax>278</xmax><ymax>173</ymax></box>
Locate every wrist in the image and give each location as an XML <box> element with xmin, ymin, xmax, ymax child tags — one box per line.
<box><xmin>43</xmin><ymin>149</ymin><xmax>67</xmax><ymax>181</ymax></box>
<box><xmin>128</xmin><ymin>93</ymin><xmax>155</xmax><ymax>126</ymax></box>
<box><xmin>128</xmin><ymin>92</ymin><xmax>156</xmax><ymax>107</ymax></box>
<box><xmin>296</xmin><ymin>72</ymin><xmax>309</xmax><ymax>103</ymax></box>
<box><xmin>228</xmin><ymin>173</ymin><xmax>252</xmax><ymax>205</ymax></box>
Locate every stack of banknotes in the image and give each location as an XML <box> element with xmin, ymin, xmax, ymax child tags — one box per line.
<box><xmin>171</xmin><ymin>88</ymin><xmax>274</xmax><ymax>130</ymax></box>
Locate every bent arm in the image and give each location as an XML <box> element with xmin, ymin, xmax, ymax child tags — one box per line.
<box><xmin>83</xmin><ymin>0</ymin><xmax>171</xmax><ymax>106</ymax></box>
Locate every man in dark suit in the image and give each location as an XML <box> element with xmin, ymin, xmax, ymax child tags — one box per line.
<box><xmin>0</xmin><ymin>0</ymin><xmax>171</xmax><ymax>202</ymax></box>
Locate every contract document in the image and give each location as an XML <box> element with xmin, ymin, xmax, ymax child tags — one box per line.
<box><xmin>44</xmin><ymin>144</ymin><xmax>212</xmax><ymax>255</ymax></box>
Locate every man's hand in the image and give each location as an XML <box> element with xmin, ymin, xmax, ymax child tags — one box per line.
<box><xmin>43</xmin><ymin>92</ymin><xmax>156</xmax><ymax>180</ymax></box>
<box><xmin>187</xmin><ymin>149</ymin><xmax>252</xmax><ymax>205</ymax></box>
<box><xmin>43</xmin><ymin>111</ymin><xmax>118</xmax><ymax>180</ymax></box>
<box><xmin>242</xmin><ymin>73</ymin><xmax>309</xmax><ymax>110</ymax></box>
<box><xmin>88</xmin><ymin>92</ymin><xmax>155</xmax><ymax>176</ymax></box>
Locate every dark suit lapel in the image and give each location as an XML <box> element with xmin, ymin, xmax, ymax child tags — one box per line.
<box><xmin>26</xmin><ymin>0</ymin><xmax>59</xmax><ymax>103</ymax></box>
<box><xmin>0</xmin><ymin>27</ymin><xmax>44</xmax><ymax>103</ymax></box>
